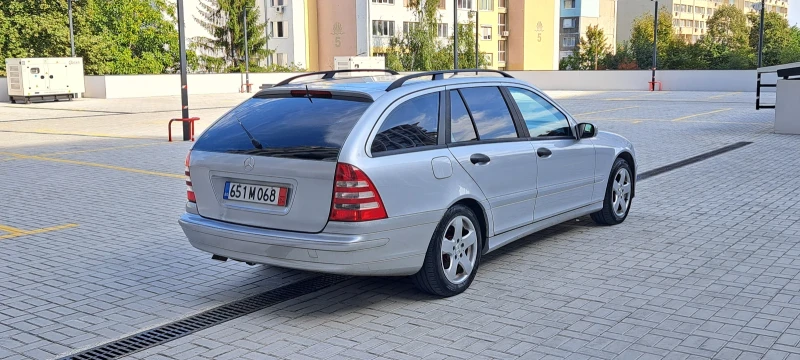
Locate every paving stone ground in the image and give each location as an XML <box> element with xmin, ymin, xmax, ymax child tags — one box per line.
<box><xmin>1</xmin><ymin>90</ymin><xmax>798</xmax><ymax>360</ymax></box>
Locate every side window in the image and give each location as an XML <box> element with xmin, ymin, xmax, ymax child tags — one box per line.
<box><xmin>458</xmin><ymin>87</ymin><xmax>518</xmax><ymax>140</ymax></box>
<box><xmin>508</xmin><ymin>87</ymin><xmax>572</xmax><ymax>138</ymax></box>
<box><xmin>449</xmin><ymin>90</ymin><xmax>478</xmax><ymax>142</ymax></box>
<box><xmin>371</xmin><ymin>92</ymin><xmax>440</xmax><ymax>154</ymax></box>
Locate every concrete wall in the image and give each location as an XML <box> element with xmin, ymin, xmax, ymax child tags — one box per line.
<box><xmin>3</xmin><ymin>70</ymin><xmax>776</xmax><ymax>102</ymax></box>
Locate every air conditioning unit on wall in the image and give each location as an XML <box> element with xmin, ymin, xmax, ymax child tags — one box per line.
<box><xmin>501</xmin><ymin>31</ymin><xmax>509</xmax><ymax>37</ymax></box>
<box><xmin>275</xmin><ymin>6</ymin><xmax>284</xmax><ymax>13</ymax></box>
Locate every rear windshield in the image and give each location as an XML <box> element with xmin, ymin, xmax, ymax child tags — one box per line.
<box><xmin>193</xmin><ymin>96</ymin><xmax>371</xmax><ymax>161</ymax></box>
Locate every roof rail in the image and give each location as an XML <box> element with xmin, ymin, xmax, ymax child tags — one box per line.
<box><xmin>274</xmin><ymin>69</ymin><xmax>400</xmax><ymax>87</ymax></box>
<box><xmin>385</xmin><ymin>69</ymin><xmax>514</xmax><ymax>91</ymax></box>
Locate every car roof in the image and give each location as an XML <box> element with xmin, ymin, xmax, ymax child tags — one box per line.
<box><xmin>256</xmin><ymin>72</ymin><xmax>535</xmax><ymax>101</ymax></box>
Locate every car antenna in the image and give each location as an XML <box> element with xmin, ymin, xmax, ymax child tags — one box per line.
<box><xmin>305</xmin><ymin>85</ymin><xmax>313</xmax><ymax>103</ymax></box>
<box><xmin>236</xmin><ymin>117</ymin><xmax>263</xmax><ymax>150</ymax></box>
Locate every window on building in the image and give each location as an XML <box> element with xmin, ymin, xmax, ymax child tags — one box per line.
<box><xmin>673</xmin><ymin>19</ymin><xmax>679</xmax><ymax>26</ymax></box>
<box><xmin>437</xmin><ymin>23</ymin><xmax>449</xmax><ymax>37</ymax></box>
<box><xmin>372</xmin><ymin>0</ymin><xmax>395</xmax><ymax>4</ymax></box>
<box><xmin>371</xmin><ymin>93</ymin><xmax>440</xmax><ymax>154</ymax></box>
<box><xmin>708</xmin><ymin>8</ymin><xmax>714</xmax><ymax>16</ymax></box>
<box><xmin>270</xmin><ymin>21</ymin><xmax>286</xmax><ymax>38</ymax></box>
<box><xmin>270</xmin><ymin>0</ymin><xmax>285</xmax><ymax>6</ymax></box>
<box><xmin>403</xmin><ymin>22</ymin><xmax>418</xmax><ymax>35</ymax></box>
<box><xmin>562</xmin><ymin>35</ymin><xmax>577</xmax><ymax>48</ymax></box>
<box><xmin>673</xmin><ymin>4</ymin><xmax>680</xmax><ymax>12</ymax></box>
<box><xmin>481</xmin><ymin>26</ymin><xmax>492</xmax><ymax>40</ymax></box>
<box><xmin>457</xmin><ymin>0</ymin><xmax>473</xmax><ymax>9</ymax></box>
<box><xmin>697</xmin><ymin>7</ymin><xmax>705</xmax><ymax>14</ymax></box>
<box><xmin>275</xmin><ymin>53</ymin><xmax>288</xmax><ymax>66</ymax></box>
<box><xmin>439</xmin><ymin>0</ymin><xmax>446</xmax><ymax>8</ymax></box>
<box><xmin>479</xmin><ymin>0</ymin><xmax>493</xmax><ymax>10</ymax></box>
<box><xmin>372</xmin><ymin>20</ymin><xmax>395</xmax><ymax>36</ymax></box>
<box><xmin>498</xmin><ymin>40</ymin><xmax>507</xmax><ymax>62</ymax></box>
<box><xmin>687</xmin><ymin>6</ymin><xmax>693</xmax><ymax>12</ymax></box>
<box><xmin>680</xmin><ymin>5</ymin><xmax>686</xmax><ymax>11</ymax></box>
<box><xmin>562</xmin><ymin>18</ymin><xmax>576</xmax><ymax>28</ymax></box>
<box><xmin>498</xmin><ymin>13</ymin><xmax>507</xmax><ymax>34</ymax></box>
<box><xmin>564</xmin><ymin>0</ymin><xmax>575</xmax><ymax>8</ymax></box>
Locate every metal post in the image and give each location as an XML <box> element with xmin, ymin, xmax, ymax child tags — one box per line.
<box><xmin>651</xmin><ymin>0</ymin><xmax>658</xmax><ymax>91</ymax></box>
<box><xmin>475</xmin><ymin>10</ymin><xmax>479</xmax><ymax>70</ymax></box>
<box><xmin>177</xmin><ymin>0</ymin><xmax>191</xmax><ymax>140</ymax></box>
<box><xmin>453</xmin><ymin>0</ymin><xmax>458</xmax><ymax>69</ymax></box>
<box><xmin>244</xmin><ymin>6</ymin><xmax>250</xmax><ymax>93</ymax></box>
<box><xmin>758</xmin><ymin>0</ymin><xmax>765</xmax><ymax>68</ymax></box>
<box><xmin>68</xmin><ymin>0</ymin><xmax>75</xmax><ymax>57</ymax></box>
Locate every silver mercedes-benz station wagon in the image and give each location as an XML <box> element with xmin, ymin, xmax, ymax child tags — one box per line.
<box><xmin>180</xmin><ymin>69</ymin><xmax>636</xmax><ymax>296</ymax></box>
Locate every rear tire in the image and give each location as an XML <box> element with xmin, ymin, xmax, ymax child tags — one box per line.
<box><xmin>591</xmin><ymin>157</ymin><xmax>633</xmax><ymax>225</ymax></box>
<box><xmin>412</xmin><ymin>205</ymin><xmax>482</xmax><ymax>297</ymax></box>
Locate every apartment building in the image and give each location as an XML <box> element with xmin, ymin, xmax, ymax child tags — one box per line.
<box><xmin>558</xmin><ymin>0</ymin><xmax>618</xmax><ymax>59</ymax></box>
<box><xmin>186</xmin><ymin>0</ymin><xmax>560</xmax><ymax>71</ymax></box>
<box><xmin>617</xmin><ymin>0</ymin><xmax>790</xmax><ymax>44</ymax></box>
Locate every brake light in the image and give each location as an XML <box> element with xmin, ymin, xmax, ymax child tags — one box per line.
<box><xmin>329</xmin><ymin>163</ymin><xmax>387</xmax><ymax>222</ymax></box>
<box><xmin>290</xmin><ymin>90</ymin><xmax>332</xmax><ymax>98</ymax></box>
<box><xmin>185</xmin><ymin>151</ymin><xmax>196</xmax><ymax>203</ymax></box>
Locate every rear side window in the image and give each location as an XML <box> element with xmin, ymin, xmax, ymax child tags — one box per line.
<box><xmin>449</xmin><ymin>91</ymin><xmax>478</xmax><ymax>143</ymax></box>
<box><xmin>458</xmin><ymin>87</ymin><xmax>518</xmax><ymax>140</ymax></box>
<box><xmin>370</xmin><ymin>92</ymin><xmax>439</xmax><ymax>154</ymax></box>
<box><xmin>193</xmin><ymin>96</ymin><xmax>371</xmax><ymax>161</ymax></box>
<box><xmin>508</xmin><ymin>87</ymin><xmax>571</xmax><ymax>138</ymax></box>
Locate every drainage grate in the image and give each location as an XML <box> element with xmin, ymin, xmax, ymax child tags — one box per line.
<box><xmin>637</xmin><ymin>141</ymin><xmax>752</xmax><ymax>181</ymax></box>
<box><xmin>58</xmin><ymin>274</ymin><xmax>350</xmax><ymax>360</ymax></box>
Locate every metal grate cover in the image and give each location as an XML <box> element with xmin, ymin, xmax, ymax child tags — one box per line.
<box><xmin>637</xmin><ymin>142</ymin><xmax>752</xmax><ymax>181</ymax></box>
<box><xmin>58</xmin><ymin>274</ymin><xmax>349</xmax><ymax>360</ymax></box>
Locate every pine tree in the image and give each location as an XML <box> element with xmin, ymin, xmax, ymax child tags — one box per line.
<box><xmin>193</xmin><ymin>0</ymin><xmax>269</xmax><ymax>73</ymax></box>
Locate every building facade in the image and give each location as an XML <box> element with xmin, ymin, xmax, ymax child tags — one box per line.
<box><xmin>617</xmin><ymin>0</ymin><xmax>790</xmax><ymax>44</ymax></box>
<box><xmin>558</xmin><ymin>0</ymin><xmax>618</xmax><ymax>59</ymax></box>
<box><xmin>185</xmin><ymin>0</ymin><xmax>561</xmax><ymax>71</ymax></box>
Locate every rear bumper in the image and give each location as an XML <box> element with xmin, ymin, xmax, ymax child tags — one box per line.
<box><xmin>179</xmin><ymin>212</ymin><xmax>439</xmax><ymax>276</ymax></box>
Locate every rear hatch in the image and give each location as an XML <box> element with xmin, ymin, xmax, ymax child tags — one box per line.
<box><xmin>189</xmin><ymin>89</ymin><xmax>373</xmax><ymax>233</ymax></box>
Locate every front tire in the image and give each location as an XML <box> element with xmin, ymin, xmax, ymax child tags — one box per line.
<box><xmin>591</xmin><ymin>158</ymin><xmax>633</xmax><ymax>225</ymax></box>
<box><xmin>412</xmin><ymin>205</ymin><xmax>482</xmax><ymax>297</ymax></box>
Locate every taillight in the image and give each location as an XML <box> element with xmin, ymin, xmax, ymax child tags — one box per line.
<box><xmin>329</xmin><ymin>163</ymin><xmax>387</xmax><ymax>222</ymax></box>
<box><xmin>185</xmin><ymin>151</ymin><xmax>195</xmax><ymax>203</ymax></box>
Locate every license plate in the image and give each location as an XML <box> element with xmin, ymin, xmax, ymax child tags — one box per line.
<box><xmin>224</xmin><ymin>182</ymin><xmax>288</xmax><ymax>206</ymax></box>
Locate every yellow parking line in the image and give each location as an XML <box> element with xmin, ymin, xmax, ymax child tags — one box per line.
<box><xmin>41</xmin><ymin>142</ymin><xmax>168</xmax><ymax>156</ymax></box>
<box><xmin>0</xmin><ymin>223</ymin><xmax>78</xmax><ymax>240</ymax></box>
<box><xmin>708</xmin><ymin>92</ymin><xmax>740</xmax><ymax>99</ymax></box>
<box><xmin>573</xmin><ymin>106</ymin><xmax>638</xmax><ymax>117</ymax></box>
<box><xmin>672</xmin><ymin>108</ymin><xmax>731</xmax><ymax>122</ymax></box>
<box><xmin>0</xmin><ymin>152</ymin><xmax>183</xmax><ymax>179</ymax></box>
<box><xmin>31</xmin><ymin>129</ymin><xmax>156</xmax><ymax>139</ymax></box>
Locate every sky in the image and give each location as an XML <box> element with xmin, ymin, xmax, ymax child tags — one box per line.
<box><xmin>792</xmin><ymin>5</ymin><xmax>800</xmax><ymax>27</ymax></box>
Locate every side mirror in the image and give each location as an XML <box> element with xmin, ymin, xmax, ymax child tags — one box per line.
<box><xmin>576</xmin><ymin>123</ymin><xmax>597</xmax><ymax>139</ymax></box>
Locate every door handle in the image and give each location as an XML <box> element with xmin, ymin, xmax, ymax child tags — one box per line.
<box><xmin>470</xmin><ymin>153</ymin><xmax>491</xmax><ymax>165</ymax></box>
<box><xmin>537</xmin><ymin>148</ymin><xmax>552</xmax><ymax>158</ymax></box>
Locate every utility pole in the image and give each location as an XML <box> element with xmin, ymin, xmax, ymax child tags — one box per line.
<box><xmin>177</xmin><ymin>0</ymin><xmax>191</xmax><ymax>140</ymax></box>
<box><xmin>68</xmin><ymin>0</ymin><xmax>75</xmax><ymax>57</ymax></box>
<box><xmin>264</xmin><ymin>0</ymin><xmax>270</xmax><ymax>66</ymax></box>
<box><xmin>651</xmin><ymin>0</ymin><xmax>658</xmax><ymax>91</ymax></box>
<box><xmin>244</xmin><ymin>6</ymin><xmax>251</xmax><ymax>93</ymax></box>
<box><xmin>453</xmin><ymin>0</ymin><xmax>458</xmax><ymax>69</ymax></box>
<box><xmin>757</xmin><ymin>0</ymin><xmax>766</xmax><ymax>68</ymax></box>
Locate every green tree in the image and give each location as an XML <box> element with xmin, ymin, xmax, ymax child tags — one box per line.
<box><xmin>386</xmin><ymin>0</ymin><xmax>487</xmax><ymax>71</ymax></box>
<box><xmin>629</xmin><ymin>8</ymin><xmax>675</xmax><ymax>70</ymax></box>
<box><xmin>78</xmin><ymin>0</ymin><xmax>194</xmax><ymax>75</ymax></box>
<box><xmin>561</xmin><ymin>25</ymin><xmax>610</xmax><ymax>70</ymax></box>
<box><xmin>748</xmin><ymin>11</ymin><xmax>793</xmax><ymax>67</ymax></box>
<box><xmin>706</xmin><ymin>5</ymin><xmax>749</xmax><ymax>52</ymax></box>
<box><xmin>0</xmin><ymin>0</ymin><xmax>73</xmax><ymax>75</ymax></box>
<box><xmin>602</xmin><ymin>41</ymin><xmax>638</xmax><ymax>70</ymax></box>
<box><xmin>781</xmin><ymin>26</ymin><xmax>800</xmax><ymax>64</ymax></box>
<box><xmin>194</xmin><ymin>0</ymin><xmax>270</xmax><ymax>73</ymax></box>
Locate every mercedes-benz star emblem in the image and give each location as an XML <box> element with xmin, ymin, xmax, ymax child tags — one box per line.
<box><xmin>243</xmin><ymin>157</ymin><xmax>255</xmax><ymax>172</ymax></box>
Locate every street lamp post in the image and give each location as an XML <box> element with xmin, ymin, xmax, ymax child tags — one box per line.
<box><xmin>453</xmin><ymin>0</ymin><xmax>458</xmax><ymax>69</ymax></box>
<box><xmin>177</xmin><ymin>0</ymin><xmax>191</xmax><ymax>141</ymax></box>
<box><xmin>474</xmin><ymin>10</ymin><xmax>479</xmax><ymax>70</ymax></box>
<box><xmin>68</xmin><ymin>0</ymin><xmax>75</xmax><ymax>57</ymax></box>
<box><xmin>243</xmin><ymin>6</ymin><xmax>250</xmax><ymax>93</ymax></box>
<box><xmin>651</xmin><ymin>0</ymin><xmax>658</xmax><ymax>91</ymax></box>
<box><xmin>757</xmin><ymin>0</ymin><xmax>766</xmax><ymax>68</ymax></box>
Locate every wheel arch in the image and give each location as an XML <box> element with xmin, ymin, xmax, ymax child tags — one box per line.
<box><xmin>450</xmin><ymin>197</ymin><xmax>490</xmax><ymax>254</ymax></box>
<box><xmin>616</xmin><ymin>151</ymin><xmax>636</xmax><ymax>198</ymax></box>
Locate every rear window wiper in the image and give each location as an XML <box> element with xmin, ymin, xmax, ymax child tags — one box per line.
<box><xmin>237</xmin><ymin>118</ymin><xmax>264</xmax><ymax>150</ymax></box>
